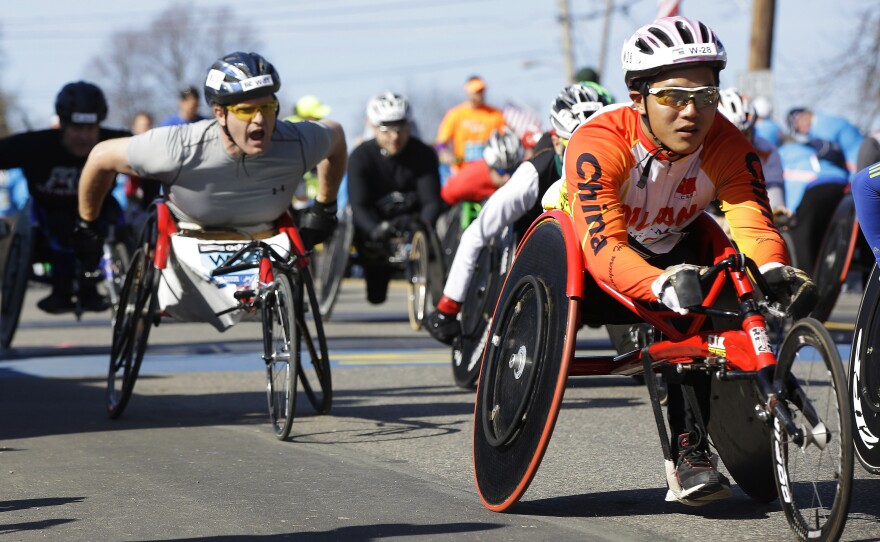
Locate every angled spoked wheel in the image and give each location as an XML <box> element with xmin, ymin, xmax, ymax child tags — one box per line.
<box><xmin>811</xmin><ymin>193</ymin><xmax>856</xmax><ymax>322</ymax></box>
<box><xmin>775</xmin><ymin>317</ymin><xmax>852</xmax><ymax>541</ymax></box>
<box><xmin>473</xmin><ymin>214</ymin><xmax>579</xmax><ymax>511</ymax></box>
<box><xmin>107</xmin><ymin>245</ymin><xmax>159</xmax><ymax>419</ymax></box>
<box><xmin>292</xmin><ymin>266</ymin><xmax>332</xmax><ymax>415</ymax></box>
<box><xmin>311</xmin><ymin>205</ymin><xmax>353</xmax><ymax>319</ymax></box>
<box><xmin>452</xmin><ymin>226</ymin><xmax>515</xmax><ymax>388</ymax></box>
<box><xmin>263</xmin><ymin>272</ymin><xmax>299</xmax><ymax>440</ymax></box>
<box><xmin>0</xmin><ymin>203</ymin><xmax>34</xmax><ymax>349</ymax></box>
<box><xmin>407</xmin><ymin>229</ymin><xmax>430</xmax><ymax>330</ymax></box>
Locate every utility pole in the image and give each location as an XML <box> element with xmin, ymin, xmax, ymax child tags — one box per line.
<box><xmin>596</xmin><ymin>0</ymin><xmax>614</xmax><ymax>83</ymax></box>
<box><xmin>748</xmin><ymin>0</ymin><xmax>775</xmax><ymax>69</ymax></box>
<box><xmin>558</xmin><ymin>0</ymin><xmax>575</xmax><ymax>84</ymax></box>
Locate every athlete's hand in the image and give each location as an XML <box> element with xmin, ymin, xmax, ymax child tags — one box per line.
<box><xmin>72</xmin><ymin>216</ymin><xmax>105</xmax><ymax>271</ymax></box>
<box><xmin>651</xmin><ymin>264</ymin><xmax>706</xmax><ymax>315</ymax></box>
<box><xmin>762</xmin><ymin>264</ymin><xmax>817</xmax><ymax>320</ymax></box>
<box><xmin>298</xmin><ymin>200</ymin><xmax>338</xmax><ymax>250</ymax></box>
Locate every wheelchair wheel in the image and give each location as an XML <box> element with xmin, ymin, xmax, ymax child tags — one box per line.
<box><xmin>850</xmin><ymin>263</ymin><xmax>880</xmax><ymax>472</ymax></box>
<box><xmin>0</xmin><ymin>207</ymin><xmax>34</xmax><ymax>348</ymax></box>
<box><xmin>291</xmin><ymin>266</ymin><xmax>332</xmax><ymax>415</ymax></box>
<box><xmin>107</xmin><ymin>246</ymin><xmax>158</xmax><ymax>419</ymax></box>
<box><xmin>311</xmin><ymin>206</ymin><xmax>353</xmax><ymax>320</ymax></box>
<box><xmin>262</xmin><ymin>272</ymin><xmax>299</xmax><ymax>440</ymax></box>
<box><xmin>774</xmin><ymin>317</ymin><xmax>852</xmax><ymax>542</ymax></box>
<box><xmin>100</xmin><ymin>241</ymin><xmax>131</xmax><ymax>308</ymax></box>
<box><xmin>407</xmin><ymin>229</ymin><xmax>430</xmax><ymax>330</ymax></box>
<box><xmin>473</xmin><ymin>216</ymin><xmax>578</xmax><ymax>511</ymax></box>
<box><xmin>810</xmin><ymin>193</ymin><xmax>856</xmax><ymax>322</ymax></box>
<box><xmin>452</xmin><ymin>227</ymin><xmax>515</xmax><ymax>388</ymax></box>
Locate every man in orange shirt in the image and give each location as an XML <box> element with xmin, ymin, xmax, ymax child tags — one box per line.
<box><xmin>434</xmin><ymin>76</ymin><xmax>505</xmax><ymax>173</ymax></box>
<box><xmin>565</xmin><ymin>16</ymin><xmax>816</xmax><ymax>504</ymax></box>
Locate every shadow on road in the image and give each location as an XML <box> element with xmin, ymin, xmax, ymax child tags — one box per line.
<box><xmin>155</xmin><ymin>521</ymin><xmax>504</xmax><ymax>541</ymax></box>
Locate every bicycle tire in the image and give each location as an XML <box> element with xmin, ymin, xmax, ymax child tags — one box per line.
<box><xmin>406</xmin><ymin>229</ymin><xmax>429</xmax><ymax>330</ymax></box>
<box><xmin>292</xmin><ymin>266</ymin><xmax>332</xmax><ymax>414</ymax></box>
<box><xmin>774</xmin><ymin>317</ymin><xmax>852</xmax><ymax>541</ymax></box>
<box><xmin>810</xmin><ymin>193</ymin><xmax>856</xmax><ymax>322</ymax></box>
<box><xmin>262</xmin><ymin>272</ymin><xmax>299</xmax><ymax>440</ymax></box>
<box><xmin>107</xmin><ymin>246</ymin><xmax>158</xmax><ymax>419</ymax></box>
<box><xmin>0</xmin><ymin>211</ymin><xmax>33</xmax><ymax>349</ymax></box>
<box><xmin>101</xmin><ymin>241</ymin><xmax>131</xmax><ymax>309</ymax></box>
<box><xmin>312</xmin><ymin>206</ymin><xmax>353</xmax><ymax>319</ymax></box>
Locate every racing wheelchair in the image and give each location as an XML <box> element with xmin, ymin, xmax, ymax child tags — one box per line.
<box><xmin>106</xmin><ymin>199</ymin><xmax>331</xmax><ymax>441</ymax></box>
<box><xmin>472</xmin><ymin>210</ymin><xmax>852</xmax><ymax>542</ymax></box>
<box><xmin>0</xmin><ymin>198</ymin><xmax>129</xmax><ymax>348</ymax></box>
<box><xmin>309</xmin><ymin>194</ymin><xmax>446</xmax><ymax>330</ymax></box>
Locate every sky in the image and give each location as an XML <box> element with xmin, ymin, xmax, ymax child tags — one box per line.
<box><xmin>1</xmin><ymin>0</ymin><xmax>874</xmax><ymax>142</ymax></box>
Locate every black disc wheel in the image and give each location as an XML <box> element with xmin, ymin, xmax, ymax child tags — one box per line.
<box><xmin>850</xmin><ymin>263</ymin><xmax>880</xmax><ymax>472</ymax></box>
<box><xmin>0</xmin><ymin>207</ymin><xmax>34</xmax><ymax>349</ymax></box>
<box><xmin>473</xmin><ymin>216</ymin><xmax>577</xmax><ymax>511</ymax></box>
<box><xmin>107</xmin><ymin>246</ymin><xmax>158</xmax><ymax>419</ymax></box>
<box><xmin>774</xmin><ymin>317</ymin><xmax>852</xmax><ymax>541</ymax></box>
<box><xmin>811</xmin><ymin>193</ymin><xmax>856</xmax><ymax>322</ymax></box>
<box><xmin>263</xmin><ymin>272</ymin><xmax>299</xmax><ymax>440</ymax></box>
<box><xmin>292</xmin><ymin>267</ymin><xmax>332</xmax><ymax>415</ymax></box>
<box><xmin>453</xmin><ymin>227</ymin><xmax>515</xmax><ymax>388</ymax></box>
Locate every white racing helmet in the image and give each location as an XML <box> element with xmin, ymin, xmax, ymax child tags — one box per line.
<box><xmin>622</xmin><ymin>16</ymin><xmax>727</xmax><ymax>89</ymax></box>
<box><xmin>366</xmin><ymin>91</ymin><xmax>411</xmax><ymax>126</ymax></box>
<box><xmin>717</xmin><ymin>88</ymin><xmax>757</xmax><ymax>132</ymax></box>
<box><xmin>549</xmin><ymin>82</ymin><xmax>613</xmax><ymax>139</ymax></box>
<box><xmin>482</xmin><ymin>129</ymin><xmax>523</xmax><ymax>171</ymax></box>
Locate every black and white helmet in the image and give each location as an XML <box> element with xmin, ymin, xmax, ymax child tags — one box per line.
<box><xmin>482</xmin><ymin>129</ymin><xmax>523</xmax><ymax>171</ymax></box>
<box><xmin>549</xmin><ymin>82</ymin><xmax>613</xmax><ymax>139</ymax></box>
<box><xmin>204</xmin><ymin>51</ymin><xmax>280</xmax><ymax>106</ymax></box>
<box><xmin>718</xmin><ymin>87</ymin><xmax>757</xmax><ymax>132</ymax></box>
<box><xmin>366</xmin><ymin>91</ymin><xmax>411</xmax><ymax>125</ymax></box>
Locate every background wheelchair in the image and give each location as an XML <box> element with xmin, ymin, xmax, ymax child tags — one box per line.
<box><xmin>0</xmin><ymin>198</ymin><xmax>129</xmax><ymax>348</ymax></box>
<box><xmin>472</xmin><ymin>211</ymin><xmax>852</xmax><ymax>542</ymax></box>
<box><xmin>847</xmin><ymin>262</ymin><xmax>880</xmax><ymax>474</ymax></box>
<box><xmin>309</xmin><ymin>200</ymin><xmax>446</xmax><ymax>331</ymax></box>
<box><xmin>107</xmin><ymin>199</ymin><xmax>331</xmax><ymax>441</ymax></box>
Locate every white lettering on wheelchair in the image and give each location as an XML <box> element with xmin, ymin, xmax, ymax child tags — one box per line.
<box><xmin>773</xmin><ymin>418</ymin><xmax>792</xmax><ymax>503</ymax></box>
<box><xmin>749</xmin><ymin>327</ymin><xmax>772</xmax><ymax>355</ymax></box>
<box><xmin>852</xmin><ymin>329</ymin><xmax>880</xmax><ymax>449</ymax></box>
<box><xmin>707</xmin><ymin>335</ymin><xmax>726</xmax><ymax>357</ymax></box>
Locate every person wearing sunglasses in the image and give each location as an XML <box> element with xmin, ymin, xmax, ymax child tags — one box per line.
<box><xmin>346</xmin><ymin>91</ymin><xmax>443</xmax><ymax>305</ymax></box>
<box><xmin>439</xmin><ymin>128</ymin><xmax>524</xmax><ymax>207</ymax></box>
<box><xmin>426</xmin><ymin>81</ymin><xmax>613</xmax><ymax>345</ymax></box>
<box><xmin>564</xmin><ymin>16</ymin><xmax>816</xmax><ymax>505</ymax></box>
<box><xmin>73</xmin><ymin>51</ymin><xmax>346</xmax><ymax>274</ymax></box>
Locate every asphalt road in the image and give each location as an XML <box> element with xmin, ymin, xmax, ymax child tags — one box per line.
<box><xmin>2</xmin><ymin>279</ymin><xmax>879</xmax><ymax>541</ymax></box>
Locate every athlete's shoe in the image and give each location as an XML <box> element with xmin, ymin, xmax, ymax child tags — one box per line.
<box><xmin>673</xmin><ymin>431</ymin><xmax>731</xmax><ymax>502</ymax></box>
<box><xmin>426</xmin><ymin>310</ymin><xmax>460</xmax><ymax>345</ymax></box>
<box><xmin>37</xmin><ymin>291</ymin><xmax>76</xmax><ymax>314</ymax></box>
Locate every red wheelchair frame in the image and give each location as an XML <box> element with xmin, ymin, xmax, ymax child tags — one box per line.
<box><xmin>472</xmin><ymin>210</ymin><xmax>852</xmax><ymax>542</ymax></box>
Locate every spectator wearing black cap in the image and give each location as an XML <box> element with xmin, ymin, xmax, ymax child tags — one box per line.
<box><xmin>159</xmin><ymin>86</ymin><xmax>206</xmax><ymax>127</ymax></box>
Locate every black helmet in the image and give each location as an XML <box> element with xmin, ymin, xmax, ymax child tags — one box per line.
<box><xmin>55</xmin><ymin>81</ymin><xmax>108</xmax><ymax>124</ymax></box>
<box><xmin>204</xmin><ymin>51</ymin><xmax>281</xmax><ymax>106</ymax></box>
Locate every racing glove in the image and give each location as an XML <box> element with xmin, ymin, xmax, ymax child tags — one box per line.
<box><xmin>650</xmin><ymin>264</ymin><xmax>706</xmax><ymax>315</ymax></box>
<box><xmin>298</xmin><ymin>200</ymin><xmax>338</xmax><ymax>250</ymax></box>
<box><xmin>761</xmin><ymin>264</ymin><xmax>817</xmax><ymax>320</ymax></box>
<box><xmin>72</xmin><ymin>216</ymin><xmax>105</xmax><ymax>272</ymax></box>
<box><xmin>426</xmin><ymin>295</ymin><xmax>462</xmax><ymax>345</ymax></box>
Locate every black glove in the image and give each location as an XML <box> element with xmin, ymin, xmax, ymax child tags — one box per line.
<box><xmin>72</xmin><ymin>216</ymin><xmax>105</xmax><ymax>271</ymax></box>
<box><xmin>298</xmin><ymin>200</ymin><xmax>338</xmax><ymax>250</ymax></box>
<box><xmin>762</xmin><ymin>265</ymin><xmax>818</xmax><ymax>320</ymax></box>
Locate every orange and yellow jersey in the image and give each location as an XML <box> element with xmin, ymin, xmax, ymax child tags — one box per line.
<box><xmin>435</xmin><ymin>102</ymin><xmax>505</xmax><ymax>166</ymax></box>
<box><xmin>565</xmin><ymin>103</ymin><xmax>789</xmax><ymax>303</ymax></box>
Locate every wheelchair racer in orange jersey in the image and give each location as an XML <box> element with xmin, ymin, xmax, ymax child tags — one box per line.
<box><xmin>564</xmin><ymin>16</ymin><xmax>817</xmax><ymax>504</ymax></box>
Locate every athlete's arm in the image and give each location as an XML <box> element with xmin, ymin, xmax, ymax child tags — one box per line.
<box><xmin>853</xmin><ymin>164</ymin><xmax>880</xmax><ymax>265</ymax></box>
<box><xmin>78</xmin><ymin>137</ymin><xmax>137</xmax><ymax>221</ymax></box>
<box><xmin>315</xmin><ymin>120</ymin><xmax>347</xmax><ymax>204</ymax></box>
<box><xmin>413</xmin><ymin>146</ymin><xmax>443</xmax><ymax>226</ymax></box>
